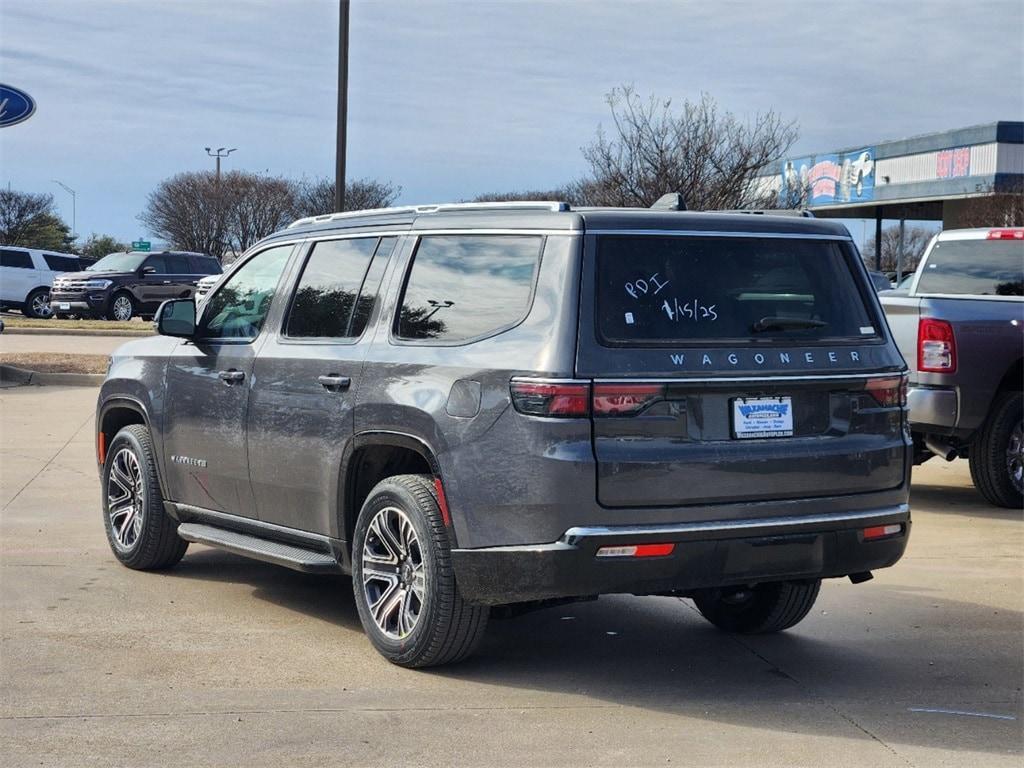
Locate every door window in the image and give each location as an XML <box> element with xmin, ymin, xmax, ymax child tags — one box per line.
<box><xmin>395</xmin><ymin>235</ymin><xmax>542</xmax><ymax>342</ymax></box>
<box><xmin>0</xmin><ymin>249</ymin><xmax>33</xmax><ymax>269</ymax></box>
<box><xmin>142</xmin><ymin>255</ymin><xmax>169</xmax><ymax>274</ymax></box>
<box><xmin>43</xmin><ymin>254</ymin><xmax>81</xmax><ymax>272</ymax></box>
<box><xmin>285</xmin><ymin>238</ymin><xmax>378</xmax><ymax>338</ymax></box>
<box><xmin>200</xmin><ymin>245</ymin><xmax>292</xmax><ymax>340</ymax></box>
<box><xmin>165</xmin><ymin>254</ymin><xmax>192</xmax><ymax>273</ymax></box>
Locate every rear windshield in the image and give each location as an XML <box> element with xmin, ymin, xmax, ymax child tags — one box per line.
<box><xmin>596</xmin><ymin>236</ymin><xmax>877</xmax><ymax>345</ymax></box>
<box><xmin>916</xmin><ymin>239</ymin><xmax>1023</xmax><ymax>296</ymax></box>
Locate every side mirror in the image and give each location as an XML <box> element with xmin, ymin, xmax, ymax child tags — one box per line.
<box><xmin>141</xmin><ymin>265</ymin><xmax>157</xmax><ymax>275</ymax></box>
<box><xmin>155</xmin><ymin>299</ymin><xmax>196</xmax><ymax>338</ymax></box>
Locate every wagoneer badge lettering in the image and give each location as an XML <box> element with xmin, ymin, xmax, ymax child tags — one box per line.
<box><xmin>171</xmin><ymin>455</ymin><xmax>207</xmax><ymax>468</ymax></box>
<box><xmin>669</xmin><ymin>349</ymin><xmax>864</xmax><ymax>368</ymax></box>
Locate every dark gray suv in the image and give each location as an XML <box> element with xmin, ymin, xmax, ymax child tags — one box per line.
<box><xmin>95</xmin><ymin>201</ymin><xmax>912</xmax><ymax>667</ymax></box>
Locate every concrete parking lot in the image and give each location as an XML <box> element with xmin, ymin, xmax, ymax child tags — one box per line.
<box><xmin>1</xmin><ymin>383</ymin><xmax>1021</xmax><ymax>767</ymax></box>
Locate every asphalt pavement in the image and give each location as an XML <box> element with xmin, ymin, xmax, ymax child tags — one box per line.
<box><xmin>1</xmin><ymin>384</ymin><xmax>1021</xmax><ymax>767</ymax></box>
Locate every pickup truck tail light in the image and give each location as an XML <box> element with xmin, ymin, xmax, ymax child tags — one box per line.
<box><xmin>918</xmin><ymin>318</ymin><xmax>957</xmax><ymax>373</ymax></box>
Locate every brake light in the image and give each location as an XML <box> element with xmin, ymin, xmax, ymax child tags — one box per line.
<box><xmin>510</xmin><ymin>379</ymin><xmax>590</xmax><ymax>417</ymax></box>
<box><xmin>986</xmin><ymin>228</ymin><xmax>1024</xmax><ymax>240</ymax></box>
<box><xmin>592</xmin><ymin>383</ymin><xmax>665</xmax><ymax>416</ymax></box>
<box><xmin>918</xmin><ymin>318</ymin><xmax>957</xmax><ymax>373</ymax></box>
<box><xmin>863</xmin><ymin>524</ymin><xmax>902</xmax><ymax>541</ymax></box>
<box><xmin>865</xmin><ymin>375</ymin><xmax>908</xmax><ymax>407</ymax></box>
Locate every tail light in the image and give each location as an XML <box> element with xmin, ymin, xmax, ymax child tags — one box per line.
<box><xmin>510</xmin><ymin>379</ymin><xmax>590</xmax><ymax>417</ymax></box>
<box><xmin>596</xmin><ymin>543</ymin><xmax>675</xmax><ymax>558</ymax></box>
<box><xmin>865</xmin><ymin>375</ymin><xmax>908</xmax><ymax>407</ymax></box>
<box><xmin>918</xmin><ymin>318</ymin><xmax>957</xmax><ymax>373</ymax></box>
<box><xmin>592</xmin><ymin>383</ymin><xmax>665</xmax><ymax>416</ymax></box>
<box><xmin>986</xmin><ymin>228</ymin><xmax>1024</xmax><ymax>240</ymax></box>
<box><xmin>863</xmin><ymin>523</ymin><xmax>903</xmax><ymax>540</ymax></box>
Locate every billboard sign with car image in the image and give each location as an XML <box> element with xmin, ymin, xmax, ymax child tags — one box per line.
<box><xmin>781</xmin><ymin>147</ymin><xmax>876</xmax><ymax>206</ymax></box>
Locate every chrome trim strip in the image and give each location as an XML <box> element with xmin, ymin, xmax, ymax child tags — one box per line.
<box><xmin>560</xmin><ymin>505</ymin><xmax>910</xmax><ymax>545</ymax></box>
<box><xmin>586</xmin><ymin>229</ymin><xmax>853</xmax><ymax>241</ymax></box>
<box><xmin>592</xmin><ymin>372</ymin><xmax>904</xmax><ymax>384</ymax></box>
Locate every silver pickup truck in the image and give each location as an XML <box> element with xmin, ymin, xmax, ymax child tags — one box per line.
<box><xmin>881</xmin><ymin>227</ymin><xmax>1023</xmax><ymax>508</ymax></box>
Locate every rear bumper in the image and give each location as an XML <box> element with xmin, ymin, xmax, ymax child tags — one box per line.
<box><xmin>907</xmin><ymin>385</ymin><xmax>958</xmax><ymax>434</ymax></box>
<box><xmin>451</xmin><ymin>504</ymin><xmax>910</xmax><ymax>605</ymax></box>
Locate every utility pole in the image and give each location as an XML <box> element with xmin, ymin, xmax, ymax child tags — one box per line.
<box><xmin>205</xmin><ymin>147</ymin><xmax>237</xmax><ymax>180</ymax></box>
<box><xmin>51</xmin><ymin>179</ymin><xmax>76</xmax><ymax>240</ymax></box>
<box><xmin>335</xmin><ymin>0</ymin><xmax>350</xmax><ymax>213</ymax></box>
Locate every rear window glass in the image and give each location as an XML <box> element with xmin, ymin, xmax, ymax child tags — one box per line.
<box><xmin>396</xmin><ymin>235</ymin><xmax>542</xmax><ymax>342</ymax></box>
<box><xmin>596</xmin><ymin>236</ymin><xmax>876</xmax><ymax>345</ymax></box>
<box><xmin>916</xmin><ymin>240</ymin><xmax>1023</xmax><ymax>296</ymax></box>
<box><xmin>0</xmin><ymin>249</ymin><xmax>33</xmax><ymax>269</ymax></box>
<box><xmin>43</xmin><ymin>254</ymin><xmax>80</xmax><ymax>272</ymax></box>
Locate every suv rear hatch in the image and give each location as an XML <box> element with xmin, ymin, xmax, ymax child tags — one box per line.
<box><xmin>576</xmin><ymin>230</ymin><xmax>908</xmax><ymax>509</ymax></box>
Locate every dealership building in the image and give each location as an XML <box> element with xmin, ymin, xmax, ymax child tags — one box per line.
<box><xmin>759</xmin><ymin>121</ymin><xmax>1024</xmax><ymax>266</ymax></box>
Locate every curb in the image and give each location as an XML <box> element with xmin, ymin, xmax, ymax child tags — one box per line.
<box><xmin>1</xmin><ymin>327</ymin><xmax>151</xmax><ymax>337</ymax></box>
<box><xmin>0</xmin><ymin>364</ymin><xmax>105</xmax><ymax>387</ymax></box>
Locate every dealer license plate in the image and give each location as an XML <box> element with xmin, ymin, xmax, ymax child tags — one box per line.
<box><xmin>58</xmin><ymin>303</ymin><xmax>71</xmax><ymax>311</ymax></box>
<box><xmin>732</xmin><ymin>396</ymin><xmax>793</xmax><ymax>439</ymax></box>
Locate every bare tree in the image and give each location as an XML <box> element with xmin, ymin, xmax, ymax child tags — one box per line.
<box><xmin>223</xmin><ymin>172</ymin><xmax>298</xmax><ymax>254</ymax></box>
<box><xmin>471</xmin><ymin>187</ymin><xmax>585</xmax><ymax>205</ymax></box>
<box><xmin>956</xmin><ymin>182</ymin><xmax>1024</xmax><ymax>227</ymax></box>
<box><xmin>864</xmin><ymin>224</ymin><xmax>936</xmax><ymax>275</ymax></box>
<box><xmin>140</xmin><ymin>172</ymin><xmax>231</xmax><ymax>257</ymax></box>
<box><xmin>0</xmin><ymin>189</ymin><xmax>66</xmax><ymax>246</ymax></box>
<box><xmin>578</xmin><ymin>86</ymin><xmax>799</xmax><ymax>211</ymax></box>
<box><xmin>294</xmin><ymin>177</ymin><xmax>401</xmax><ymax>218</ymax></box>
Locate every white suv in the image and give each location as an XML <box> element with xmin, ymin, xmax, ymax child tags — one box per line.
<box><xmin>0</xmin><ymin>247</ymin><xmax>82</xmax><ymax>318</ymax></box>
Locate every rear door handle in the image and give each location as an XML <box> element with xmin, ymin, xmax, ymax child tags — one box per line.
<box><xmin>218</xmin><ymin>369</ymin><xmax>245</xmax><ymax>385</ymax></box>
<box><xmin>318</xmin><ymin>374</ymin><xmax>351</xmax><ymax>392</ymax></box>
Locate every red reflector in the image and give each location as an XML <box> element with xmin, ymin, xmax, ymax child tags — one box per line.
<box><xmin>510</xmin><ymin>379</ymin><xmax>590</xmax><ymax>417</ymax></box>
<box><xmin>634</xmin><ymin>543</ymin><xmax>675</xmax><ymax>557</ymax></box>
<box><xmin>986</xmin><ymin>228</ymin><xmax>1024</xmax><ymax>240</ymax></box>
<box><xmin>918</xmin><ymin>318</ymin><xmax>957</xmax><ymax>373</ymax></box>
<box><xmin>865</xmin><ymin>375</ymin><xmax>908</xmax><ymax>407</ymax></box>
<box><xmin>592</xmin><ymin>383</ymin><xmax>666</xmax><ymax>416</ymax></box>
<box><xmin>433</xmin><ymin>477</ymin><xmax>451</xmax><ymax>526</ymax></box>
<box><xmin>863</xmin><ymin>524</ymin><xmax>902</xmax><ymax>540</ymax></box>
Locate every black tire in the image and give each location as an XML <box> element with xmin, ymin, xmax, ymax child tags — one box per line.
<box><xmin>107</xmin><ymin>291</ymin><xmax>135</xmax><ymax>321</ymax></box>
<box><xmin>22</xmin><ymin>287</ymin><xmax>53</xmax><ymax>319</ymax></box>
<box><xmin>969</xmin><ymin>391</ymin><xmax>1023</xmax><ymax>509</ymax></box>
<box><xmin>352</xmin><ymin>474</ymin><xmax>488</xmax><ymax>668</ymax></box>
<box><xmin>101</xmin><ymin>425</ymin><xmax>188</xmax><ymax>570</ymax></box>
<box><xmin>693</xmin><ymin>579</ymin><xmax>821</xmax><ymax>634</ymax></box>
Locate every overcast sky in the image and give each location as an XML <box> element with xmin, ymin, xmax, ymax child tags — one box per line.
<box><xmin>1</xmin><ymin>0</ymin><xmax>1022</xmax><ymax>243</ymax></box>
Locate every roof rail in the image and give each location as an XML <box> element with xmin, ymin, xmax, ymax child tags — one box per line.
<box><xmin>709</xmin><ymin>209</ymin><xmax>816</xmax><ymax>218</ymax></box>
<box><xmin>287</xmin><ymin>200</ymin><xmax>570</xmax><ymax>229</ymax></box>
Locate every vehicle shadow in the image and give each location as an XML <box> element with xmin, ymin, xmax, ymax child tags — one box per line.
<box><xmin>910</xmin><ymin>481</ymin><xmax>1023</xmax><ymax>520</ymax></box>
<box><xmin>167</xmin><ymin>547</ymin><xmax>1022</xmax><ymax>755</ymax></box>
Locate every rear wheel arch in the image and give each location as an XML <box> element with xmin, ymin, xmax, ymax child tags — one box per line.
<box><xmin>340</xmin><ymin>432</ymin><xmax>442</xmax><ymax>549</ymax></box>
<box><xmin>996</xmin><ymin>358</ymin><xmax>1023</xmax><ymax>395</ymax></box>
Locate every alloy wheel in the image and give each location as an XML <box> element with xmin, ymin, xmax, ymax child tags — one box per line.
<box><xmin>107</xmin><ymin>448</ymin><xmax>145</xmax><ymax>551</ymax></box>
<box><xmin>361</xmin><ymin>506</ymin><xmax>426</xmax><ymax>640</ymax></box>
<box><xmin>112</xmin><ymin>296</ymin><xmax>133</xmax><ymax>321</ymax></box>
<box><xmin>31</xmin><ymin>292</ymin><xmax>52</xmax><ymax>318</ymax></box>
<box><xmin>1007</xmin><ymin>421</ymin><xmax>1023</xmax><ymax>493</ymax></box>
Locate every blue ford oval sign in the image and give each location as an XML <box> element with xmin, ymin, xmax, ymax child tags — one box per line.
<box><xmin>0</xmin><ymin>84</ymin><xmax>36</xmax><ymax>128</ymax></box>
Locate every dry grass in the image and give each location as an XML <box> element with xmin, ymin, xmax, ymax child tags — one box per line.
<box><xmin>0</xmin><ymin>353</ymin><xmax>110</xmax><ymax>375</ymax></box>
<box><xmin>0</xmin><ymin>314</ymin><xmax>152</xmax><ymax>333</ymax></box>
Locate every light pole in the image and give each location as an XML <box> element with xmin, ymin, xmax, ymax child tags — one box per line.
<box><xmin>51</xmin><ymin>179</ymin><xmax>76</xmax><ymax>239</ymax></box>
<box><xmin>205</xmin><ymin>147</ymin><xmax>237</xmax><ymax>180</ymax></box>
<box><xmin>335</xmin><ymin>0</ymin><xmax>350</xmax><ymax>212</ymax></box>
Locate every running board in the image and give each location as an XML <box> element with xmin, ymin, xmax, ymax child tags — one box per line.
<box><xmin>176</xmin><ymin>522</ymin><xmax>341</xmax><ymax>574</ymax></box>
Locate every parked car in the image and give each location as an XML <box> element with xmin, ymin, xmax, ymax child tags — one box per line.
<box><xmin>867</xmin><ymin>270</ymin><xmax>892</xmax><ymax>292</ymax></box>
<box><xmin>50</xmin><ymin>250</ymin><xmax>221</xmax><ymax>321</ymax></box>
<box><xmin>96</xmin><ymin>200</ymin><xmax>911</xmax><ymax>667</ymax></box>
<box><xmin>192</xmin><ymin>273</ymin><xmax>222</xmax><ymax>302</ymax></box>
<box><xmin>0</xmin><ymin>247</ymin><xmax>82</xmax><ymax>318</ymax></box>
<box><xmin>880</xmin><ymin>227</ymin><xmax>1023</xmax><ymax>507</ymax></box>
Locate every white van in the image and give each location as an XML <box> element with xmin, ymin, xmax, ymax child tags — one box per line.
<box><xmin>0</xmin><ymin>247</ymin><xmax>82</xmax><ymax>318</ymax></box>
